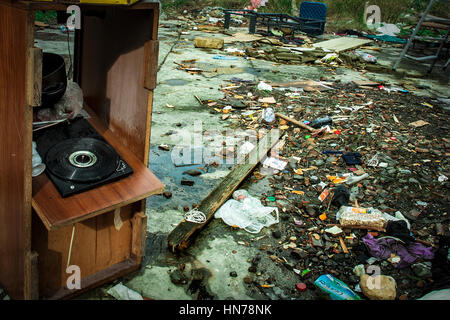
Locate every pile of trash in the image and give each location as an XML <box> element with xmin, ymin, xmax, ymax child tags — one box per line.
<box><xmin>208</xmin><ymin>76</ymin><xmax>449</xmax><ymax>300</ymax></box>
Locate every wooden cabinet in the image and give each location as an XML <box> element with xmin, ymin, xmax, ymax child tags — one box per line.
<box><xmin>0</xmin><ymin>0</ymin><xmax>163</xmax><ymax>299</ymax></box>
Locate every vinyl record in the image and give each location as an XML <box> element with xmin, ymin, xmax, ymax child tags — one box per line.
<box><xmin>45</xmin><ymin>137</ymin><xmax>119</xmax><ymax>183</ymax></box>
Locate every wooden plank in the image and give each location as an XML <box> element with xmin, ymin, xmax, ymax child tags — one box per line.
<box><xmin>168</xmin><ymin>132</ymin><xmax>283</xmax><ymax>252</ymax></box>
<box><xmin>143</xmin><ymin>40</ymin><xmax>159</xmax><ymax>90</ymax></box>
<box><xmin>95</xmin><ymin>207</ymin><xmax>133</xmax><ymax>272</ymax></box>
<box><xmin>26</xmin><ymin>47</ymin><xmax>42</xmax><ymax>106</ymax></box>
<box><xmin>31</xmin><ymin>105</ymin><xmax>165</xmax><ymax>231</ymax></box>
<box><xmin>80</xmin><ymin>6</ymin><xmax>157</xmax><ymax>161</ymax></box>
<box><xmin>0</xmin><ymin>3</ymin><xmax>33</xmax><ymax>300</ymax></box>
<box><xmin>32</xmin><ymin>208</ymin><xmax>136</xmax><ymax>297</ymax></box>
<box><xmin>45</xmin><ymin>259</ymin><xmax>139</xmax><ymax>300</ymax></box>
<box><xmin>131</xmin><ymin>212</ymin><xmax>147</xmax><ymax>262</ymax></box>
<box><xmin>28</xmin><ymin>251</ymin><xmax>39</xmax><ymax>300</ymax></box>
<box><xmin>270</xmin><ymin>80</ymin><xmax>333</xmax><ymax>92</ymax></box>
<box><xmin>353</xmin><ymin>80</ymin><xmax>380</xmax><ymax>87</ymax></box>
<box><xmin>275</xmin><ymin>113</ymin><xmax>316</xmax><ymax>133</ymax></box>
<box><xmin>312</xmin><ymin>37</ymin><xmax>373</xmax><ymax>53</ymax></box>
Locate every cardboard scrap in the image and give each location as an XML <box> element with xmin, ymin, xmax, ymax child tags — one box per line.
<box><xmin>313</xmin><ymin>37</ymin><xmax>373</xmax><ymax>53</ymax></box>
<box><xmin>222</xmin><ymin>32</ymin><xmax>263</xmax><ymax>44</ymax></box>
<box><xmin>258</xmin><ymin>97</ymin><xmax>277</xmax><ymax>104</ymax></box>
<box><xmin>194</xmin><ymin>37</ymin><xmax>224</xmax><ymax>49</ymax></box>
<box><xmin>409</xmin><ymin>120</ymin><xmax>430</xmax><ymax>128</ymax></box>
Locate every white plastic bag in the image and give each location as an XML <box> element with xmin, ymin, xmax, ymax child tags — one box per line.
<box><xmin>262</xmin><ymin>107</ymin><xmax>275</xmax><ymax>123</ymax></box>
<box><xmin>257</xmin><ymin>81</ymin><xmax>272</xmax><ymax>91</ymax></box>
<box><xmin>107</xmin><ymin>282</ymin><xmax>143</xmax><ymax>300</ymax></box>
<box><xmin>54</xmin><ymin>81</ymin><xmax>84</xmax><ymax>119</ymax></box>
<box><xmin>215</xmin><ymin>189</ymin><xmax>279</xmax><ymax>233</ymax></box>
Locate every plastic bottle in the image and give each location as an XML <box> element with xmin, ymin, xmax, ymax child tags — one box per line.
<box><xmin>345</xmin><ymin>173</ymin><xmax>369</xmax><ymax>185</ymax></box>
<box><xmin>314</xmin><ymin>274</ymin><xmax>362</xmax><ymax>300</ymax></box>
<box><xmin>355</xmin><ymin>51</ymin><xmax>377</xmax><ymax>63</ymax></box>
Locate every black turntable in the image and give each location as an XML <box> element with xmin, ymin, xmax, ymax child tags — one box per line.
<box><xmin>34</xmin><ymin>117</ymin><xmax>134</xmax><ymax>198</ymax></box>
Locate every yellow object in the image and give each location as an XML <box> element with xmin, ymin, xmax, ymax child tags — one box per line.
<box><xmin>294</xmin><ymin>168</ymin><xmax>303</xmax><ymax>175</ymax></box>
<box><xmin>319</xmin><ymin>213</ymin><xmax>327</xmax><ymax>221</ymax></box>
<box><xmin>292</xmin><ymin>190</ymin><xmax>304</xmax><ymax>195</ymax></box>
<box><xmin>194</xmin><ymin>37</ymin><xmax>224</xmax><ymax>49</ymax></box>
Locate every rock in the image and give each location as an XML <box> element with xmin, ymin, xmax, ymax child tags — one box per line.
<box><xmin>170</xmin><ymin>269</ymin><xmax>188</xmax><ymax>285</ymax></box>
<box><xmin>251</xmin><ymin>255</ymin><xmax>261</xmax><ymax>265</ymax></box>
<box><xmin>243</xmin><ymin>276</ymin><xmax>253</xmax><ymax>284</ymax></box>
<box><xmin>272</xmin><ymin>230</ymin><xmax>282</xmax><ymax>239</ymax></box>
<box><xmin>163</xmin><ymin>191</ymin><xmax>172</xmax><ymax>199</ymax></box>
<box><xmin>248</xmin><ymin>266</ymin><xmax>257</xmax><ymax>273</ymax></box>
<box><xmin>181</xmin><ymin>178</ymin><xmax>194</xmax><ymax>186</ymax></box>
<box><xmin>230</xmin><ymin>271</ymin><xmax>238</xmax><ymax>277</ymax></box>
<box><xmin>194</xmin><ymin>37</ymin><xmax>224</xmax><ymax>49</ymax></box>
<box><xmin>305</xmin><ymin>206</ymin><xmax>318</xmax><ymax>217</ymax></box>
<box><xmin>360</xmin><ymin>274</ymin><xmax>397</xmax><ymax>300</ymax></box>
<box><xmin>311</xmin><ymin>236</ymin><xmax>323</xmax><ymax>248</ymax></box>
<box><xmin>158</xmin><ymin>144</ymin><xmax>170</xmax><ymax>151</ymax></box>
<box><xmin>291</xmin><ymin>248</ymin><xmax>308</xmax><ymax>259</ymax></box>
<box><xmin>353</xmin><ymin>264</ymin><xmax>365</xmax><ymax>277</ymax></box>
<box><xmin>411</xmin><ymin>262</ymin><xmax>432</xmax><ymax>278</ymax></box>
<box><xmin>314</xmin><ymin>159</ymin><xmax>324</xmax><ymax>166</ymax></box>
<box><xmin>183</xmin><ymin>169</ymin><xmax>202</xmax><ymax>176</ymax></box>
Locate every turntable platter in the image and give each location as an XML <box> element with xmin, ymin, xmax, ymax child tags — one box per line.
<box><xmin>45</xmin><ymin>137</ymin><xmax>119</xmax><ymax>183</ymax></box>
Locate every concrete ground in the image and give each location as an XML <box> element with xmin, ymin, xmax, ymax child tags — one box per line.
<box><xmin>35</xmin><ymin>15</ymin><xmax>449</xmax><ymax>300</ymax></box>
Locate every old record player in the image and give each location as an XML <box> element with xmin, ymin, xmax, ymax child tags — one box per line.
<box><xmin>34</xmin><ymin>117</ymin><xmax>134</xmax><ymax>197</ymax></box>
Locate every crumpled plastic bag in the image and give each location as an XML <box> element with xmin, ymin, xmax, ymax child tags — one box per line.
<box><xmin>106</xmin><ymin>282</ymin><xmax>143</xmax><ymax>300</ymax></box>
<box><xmin>54</xmin><ymin>81</ymin><xmax>84</xmax><ymax>119</ymax></box>
<box><xmin>215</xmin><ymin>190</ymin><xmax>279</xmax><ymax>233</ymax></box>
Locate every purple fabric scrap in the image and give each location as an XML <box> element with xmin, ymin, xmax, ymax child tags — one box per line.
<box><xmin>362</xmin><ymin>233</ymin><xmax>434</xmax><ymax>268</ymax></box>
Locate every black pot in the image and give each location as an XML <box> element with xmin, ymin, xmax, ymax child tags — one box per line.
<box><xmin>42</xmin><ymin>52</ymin><xmax>67</xmax><ymax>106</ymax></box>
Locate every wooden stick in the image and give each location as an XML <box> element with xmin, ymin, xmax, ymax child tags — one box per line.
<box><xmin>338</xmin><ymin>235</ymin><xmax>349</xmax><ymax>253</ymax></box>
<box><xmin>66</xmin><ymin>224</ymin><xmax>76</xmax><ymax>270</ymax></box>
<box><xmin>326</xmin><ymin>223</ymin><xmax>386</xmax><ymax>232</ymax></box>
<box><xmin>275</xmin><ymin>113</ymin><xmax>316</xmax><ymax>133</ymax></box>
<box><xmin>168</xmin><ymin>132</ymin><xmax>283</xmax><ymax>252</ymax></box>
<box><xmin>194</xmin><ymin>95</ymin><xmax>203</xmax><ymax>106</ymax></box>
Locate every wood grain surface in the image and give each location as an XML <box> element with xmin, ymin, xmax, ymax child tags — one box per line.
<box><xmin>32</xmin><ymin>106</ymin><xmax>164</xmax><ymax>231</ymax></box>
<box><xmin>0</xmin><ymin>3</ymin><xmax>33</xmax><ymax>300</ymax></box>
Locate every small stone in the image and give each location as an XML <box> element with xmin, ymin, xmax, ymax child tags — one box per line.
<box><xmin>353</xmin><ymin>264</ymin><xmax>366</xmax><ymax>277</ymax></box>
<box><xmin>314</xmin><ymin>159</ymin><xmax>325</xmax><ymax>166</ymax></box>
<box><xmin>163</xmin><ymin>191</ymin><xmax>172</xmax><ymax>199</ymax></box>
<box><xmin>183</xmin><ymin>169</ymin><xmax>202</xmax><ymax>176</ymax></box>
<box><xmin>248</xmin><ymin>266</ymin><xmax>257</xmax><ymax>273</ymax></box>
<box><xmin>181</xmin><ymin>178</ymin><xmax>194</xmax><ymax>186</ymax></box>
<box><xmin>230</xmin><ymin>271</ymin><xmax>238</xmax><ymax>277</ymax></box>
<box><xmin>272</xmin><ymin>230</ymin><xmax>282</xmax><ymax>239</ymax></box>
<box><xmin>305</xmin><ymin>206</ymin><xmax>317</xmax><ymax>217</ymax></box>
<box><xmin>411</xmin><ymin>262</ymin><xmax>432</xmax><ymax>278</ymax></box>
<box><xmin>170</xmin><ymin>269</ymin><xmax>188</xmax><ymax>285</ymax></box>
<box><xmin>243</xmin><ymin>276</ymin><xmax>253</xmax><ymax>284</ymax></box>
<box><xmin>360</xmin><ymin>274</ymin><xmax>397</xmax><ymax>300</ymax></box>
<box><xmin>158</xmin><ymin>144</ymin><xmax>170</xmax><ymax>151</ymax></box>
